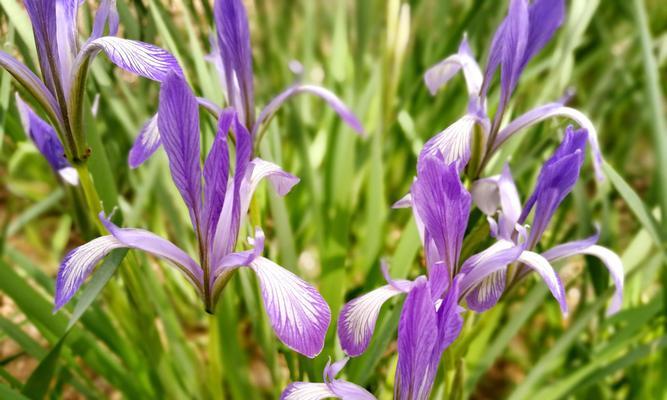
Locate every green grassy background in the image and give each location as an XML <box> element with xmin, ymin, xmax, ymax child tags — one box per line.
<box><xmin>0</xmin><ymin>0</ymin><xmax>665</xmax><ymax>398</ymax></box>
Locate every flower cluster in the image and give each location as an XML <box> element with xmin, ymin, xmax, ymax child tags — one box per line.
<box><xmin>5</xmin><ymin>0</ymin><xmax>625</xmax><ymax>398</ymax></box>
<box><xmin>287</xmin><ymin>0</ymin><xmax>623</xmax><ymax>398</ymax></box>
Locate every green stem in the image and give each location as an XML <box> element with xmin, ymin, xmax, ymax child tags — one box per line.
<box><xmin>74</xmin><ymin>163</ymin><xmax>105</xmax><ymax>234</ymax></box>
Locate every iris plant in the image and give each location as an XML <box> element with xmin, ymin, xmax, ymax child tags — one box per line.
<box><xmin>0</xmin><ymin>0</ymin><xmax>180</xmax><ymax>169</ymax></box>
<box><xmin>128</xmin><ymin>0</ymin><xmax>363</xmax><ymax>168</ymax></box>
<box><xmin>55</xmin><ymin>72</ymin><xmax>331</xmax><ymax>358</ymax></box>
<box><xmin>337</xmin><ymin>129</ymin><xmax>622</xmax><ymax>399</ymax></box>
<box><xmin>422</xmin><ymin>0</ymin><xmax>605</xmax><ymax>181</ymax></box>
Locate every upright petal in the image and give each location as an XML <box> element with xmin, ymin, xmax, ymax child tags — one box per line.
<box><xmin>128</xmin><ymin>114</ymin><xmax>160</xmax><ymax>169</ymax></box>
<box><xmin>90</xmin><ymin>0</ymin><xmax>119</xmax><ymax>40</ymax></box>
<box><xmin>79</xmin><ymin>37</ymin><xmax>183</xmax><ymax>82</ymax></box>
<box><xmin>519</xmin><ymin>0</ymin><xmax>565</xmax><ymax>72</ymax></box>
<box><xmin>520</xmin><ymin>127</ymin><xmax>586</xmax><ymax>247</ymax></box>
<box><xmin>424</xmin><ymin>36</ymin><xmax>483</xmax><ymax>97</ymax></box>
<box><xmin>248</xmin><ymin>256</ymin><xmax>331</xmax><ymax>358</ymax></box>
<box><xmin>543</xmin><ymin>238</ymin><xmax>623</xmax><ymax>315</ymax></box>
<box><xmin>338</xmin><ymin>284</ymin><xmax>407</xmax><ymax>356</ymax></box>
<box><xmin>498</xmin><ymin>0</ymin><xmax>529</xmax><ymax>110</ymax></box>
<box><xmin>55</xmin><ymin>0</ymin><xmax>79</xmax><ymax>88</ymax></box>
<box><xmin>203</xmin><ymin>109</ymin><xmax>234</xmax><ymax>242</ymax></box>
<box><xmin>100</xmin><ymin>214</ymin><xmax>202</xmax><ymax>287</ymax></box>
<box><xmin>23</xmin><ymin>0</ymin><xmax>59</xmax><ymax>93</ymax></box>
<box><xmin>214</xmin><ymin>0</ymin><xmax>255</xmax><ymax>127</ymax></box>
<box><xmin>429</xmin><ymin>275</ymin><xmax>464</xmax><ymax>381</ymax></box>
<box><xmin>15</xmin><ymin>94</ymin><xmax>78</xmax><ymax>184</ymax></box>
<box><xmin>55</xmin><ymin>235</ymin><xmax>125</xmax><ymax>311</ymax></box>
<box><xmin>411</xmin><ymin>156</ymin><xmax>471</xmax><ymax>297</ymax></box>
<box><xmin>253</xmin><ymin>84</ymin><xmax>364</xmax><ymax>139</ymax></box>
<box><xmin>471</xmin><ymin>164</ymin><xmax>521</xmax><ymax>241</ymax></box>
<box><xmin>158</xmin><ymin>72</ymin><xmax>203</xmax><ymax>232</ymax></box>
<box><xmin>395</xmin><ymin>277</ymin><xmax>437</xmax><ymax>400</ymax></box>
<box><xmin>494</xmin><ymin>102</ymin><xmax>603</xmax><ymax>180</ymax></box>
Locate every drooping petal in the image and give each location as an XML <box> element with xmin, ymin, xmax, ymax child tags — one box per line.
<box><xmin>460</xmin><ymin>240</ymin><xmax>521</xmax><ymax>312</ymax></box>
<box><xmin>157</xmin><ymin>72</ymin><xmax>203</xmax><ymax>231</ymax></box>
<box><xmin>248</xmin><ymin>256</ymin><xmax>331</xmax><ymax>358</ymax></box>
<box><xmin>494</xmin><ymin>102</ymin><xmax>603</xmax><ymax>180</ymax></box>
<box><xmin>239</xmin><ymin>157</ymin><xmax>300</xmax><ymax>219</ymax></box>
<box><xmin>203</xmin><ymin>109</ymin><xmax>234</xmax><ymax>241</ymax></box>
<box><xmin>395</xmin><ymin>276</ymin><xmax>437</xmax><ymax>400</ymax></box>
<box><xmin>55</xmin><ymin>235</ymin><xmax>125</xmax><ymax>311</ymax></box>
<box><xmin>23</xmin><ymin>0</ymin><xmax>59</xmax><ymax>93</ymax></box>
<box><xmin>128</xmin><ymin>114</ymin><xmax>160</xmax><ymax>169</ymax></box>
<box><xmin>280</xmin><ymin>383</ymin><xmax>337</xmax><ymax>400</ymax></box>
<box><xmin>517</xmin><ymin>250</ymin><xmax>567</xmax><ymax>315</ymax></box>
<box><xmin>253</xmin><ymin>84</ymin><xmax>364</xmax><ymax>139</ymax></box>
<box><xmin>411</xmin><ymin>156</ymin><xmax>471</xmax><ymax>297</ymax></box>
<box><xmin>99</xmin><ymin>214</ymin><xmax>203</xmax><ymax>287</ymax></box>
<box><xmin>214</xmin><ymin>0</ymin><xmax>254</xmax><ymax>127</ymax></box>
<box><xmin>544</xmin><ymin>238</ymin><xmax>623</xmax><ymax>315</ymax></box>
<box><xmin>520</xmin><ymin>127</ymin><xmax>586</xmax><ymax>246</ymax></box>
<box><xmin>79</xmin><ymin>37</ymin><xmax>183</xmax><ymax>82</ymax></box>
<box><xmin>338</xmin><ymin>285</ymin><xmax>406</xmax><ymax>356</ymax></box>
<box><xmin>424</xmin><ymin>36</ymin><xmax>483</xmax><ymax>97</ymax></box>
<box><xmin>329</xmin><ymin>381</ymin><xmax>376</xmax><ymax>400</ymax></box>
<box><xmin>418</xmin><ymin>114</ymin><xmax>478</xmax><ymax>173</ymax></box>
<box><xmin>15</xmin><ymin>94</ymin><xmax>78</xmax><ymax>184</ymax></box>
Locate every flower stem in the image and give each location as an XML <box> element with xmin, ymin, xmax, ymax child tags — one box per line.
<box><xmin>74</xmin><ymin>163</ymin><xmax>106</xmax><ymax>234</ymax></box>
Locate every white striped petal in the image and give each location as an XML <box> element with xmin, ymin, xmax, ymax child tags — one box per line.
<box><xmin>517</xmin><ymin>250</ymin><xmax>568</xmax><ymax>315</ymax></box>
<box><xmin>420</xmin><ymin>114</ymin><xmax>478</xmax><ymax>172</ymax></box>
<box><xmin>338</xmin><ymin>285</ymin><xmax>406</xmax><ymax>356</ymax></box>
<box><xmin>249</xmin><ymin>257</ymin><xmax>331</xmax><ymax>358</ymax></box>
<box><xmin>280</xmin><ymin>382</ymin><xmax>336</xmax><ymax>400</ymax></box>
<box><xmin>55</xmin><ymin>236</ymin><xmax>125</xmax><ymax>311</ymax></box>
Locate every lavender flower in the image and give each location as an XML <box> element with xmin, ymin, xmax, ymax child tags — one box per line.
<box><xmin>423</xmin><ymin>0</ymin><xmax>605</xmax><ymax>180</ymax></box>
<box><xmin>0</xmin><ymin>0</ymin><xmax>181</xmax><ymax>166</ymax></box>
<box><xmin>467</xmin><ymin>127</ymin><xmax>623</xmax><ymax>314</ymax></box>
<box><xmin>129</xmin><ymin>0</ymin><xmax>363</xmax><ymax>168</ymax></box>
<box><xmin>280</xmin><ymin>358</ymin><xmax>375</xmax><ymax>400</ymax></box>
<box><xmin>55</xmin><ymin>73</ymin><xmax>331</xmax><ymax>358</ymax></box>
<box><xmin>338</xmin><ymin>134</ymin><xmax>623</xmax><ymax>397</ymax></box>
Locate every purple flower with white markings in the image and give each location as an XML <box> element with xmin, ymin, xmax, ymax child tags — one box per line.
<box><xmin>280</xmin><ymin>357</ymin><xmax>375</xmax><ymax>400</ymax></box>
<box><xmin>129</xmin><ymin>0</ymin><xmax>363</xmax><ymax>168</ymax></box>
<box><xmin>55</xmin><ymin>73</ymin><xmax>331</xmax><ymax>358</ymax></box>
<box><xmin>423</xmin><ymin>0</ymin><xmax>606</xmax><ymax>181</ymax></box>
<box><xmin>467</xmin><ymin>127</ymin><xmax>623</xmax><ymax>314</ymax></box>
<box><xmin>0</xmin><ymin>0</ymin><xmax>181</xmax><ymax>166</ymax></box>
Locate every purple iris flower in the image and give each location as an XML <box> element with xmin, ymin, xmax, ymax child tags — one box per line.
<box><xmin>467</xmin><ymin>126</ymin><xmax>623</xmax><ymax>314</ymax></box>
<box><xmin>0</xmin><ymin>0</ymin><xmax>181</xmax><ymax>167</ymax></box>
<box><xmin>128</xmin><ymin>0</ymin><xmax>363</xmax><ymax>168</ymax></box>
<box><xmin>280</xmin><ymin>357</ymin><xmax>375</xmax><ymax>400</ymax></box>
<box><xmin>54</xmin><ymin>73</ymin><xmax>331</xmax><ymax>358</ymax></box>
<box><xmin>339</xmin><ymin>132</ymin><xmax>623</xmax><ymax>397</ymax></box>
<box><xmin>422</xmin><ymin>0</ymin><xmax>605</xmax><ymax>181</ymax></box>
